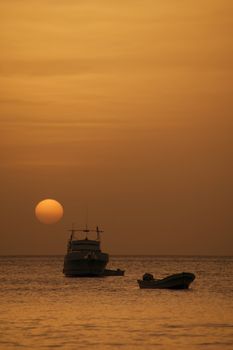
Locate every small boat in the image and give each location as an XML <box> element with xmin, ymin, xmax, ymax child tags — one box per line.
<box><xmin>137</xmin><ymin>272</ymin><xmax>195</xmax><ymax>289</ymax></box>
<box><xmin>103</xmin><ymin>269</ymin><xmax>125</xmax><ymax>276</ymax></box>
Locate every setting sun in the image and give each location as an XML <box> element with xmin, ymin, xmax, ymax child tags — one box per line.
<box><xmin>35</xmin><ymin>199</ymin><xmax>64</xmax><ymax>224</ymax></box>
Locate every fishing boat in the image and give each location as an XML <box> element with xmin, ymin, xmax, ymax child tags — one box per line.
<box><xmin>63</xmin><ymin>225</ymin><xmax>109</xmax><ymax>277</ymax></box>
<box><xmin>137</xmin><ymin>272</ymin><xmax>195</xmax><ymax>289</ymax></box>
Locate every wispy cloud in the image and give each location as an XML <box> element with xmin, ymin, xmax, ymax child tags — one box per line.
<box><xmin>0</xmin><ymin>58</ymin><xmax>97</xmax><ymax>77</ymax></box>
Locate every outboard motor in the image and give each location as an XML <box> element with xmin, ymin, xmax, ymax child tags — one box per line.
<box><xmin>143</xmin><ymin>273</ymin><xmax>154</xmax><ymax>281</ymax></box>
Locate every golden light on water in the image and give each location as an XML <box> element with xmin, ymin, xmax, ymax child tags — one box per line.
<box><xmin>35</xmin><ymin>199</ymin><xmax>64</xmax><ymax>224</ymax></box>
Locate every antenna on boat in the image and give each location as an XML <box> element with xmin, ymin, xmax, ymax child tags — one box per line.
<box><xmin>68</xmin><ymin>222</ymin><xmax>76</xmax><ymax>241</ymax></box>
<box><xmin>83</xmin><ymin>206</ymin><xmax>89</xmax><ymax>238</ymax></box>
<box><xmin>96</xmin><ymin>226</ymin><xmax>103</xmax><ymax>241</ymax></box>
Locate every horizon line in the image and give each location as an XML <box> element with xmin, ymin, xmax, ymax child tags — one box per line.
<box><xmin>0</xmin><ymin>254</ymin><xmax>232</xmax><ymax>258</ymax></box>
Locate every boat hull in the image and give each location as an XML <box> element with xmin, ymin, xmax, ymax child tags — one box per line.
<box><xmin>63</xmin><ymin>253</ymin><xmax>109</xmax><ymax>277</ymax></box>
<box><xmin>138</xmin><ymin>272</ymin><xmax>195</xmax><ymax>289</ymax></box>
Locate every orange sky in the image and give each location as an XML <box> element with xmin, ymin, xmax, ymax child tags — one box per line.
<box><xmin>0</xmin><ymin>0</ymin><xmax>232</xmax><ymax>255</ymax></box>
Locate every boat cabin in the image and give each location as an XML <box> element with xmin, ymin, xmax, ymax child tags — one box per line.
<box><xmin>67</xmin><ymin>226</ymin><xmax>103</xmax><ymax>253</ymax></box>
<box><xmin>69</xmin><ymin>239</ymin><xmax>101</xmax><ymax>252</ymax></box>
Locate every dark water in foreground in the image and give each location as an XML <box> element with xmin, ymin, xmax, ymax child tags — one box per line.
<box><xmin>0</xmin><ymin>256</ymin><xmax>232</xmax><ymax>350</ymax></box>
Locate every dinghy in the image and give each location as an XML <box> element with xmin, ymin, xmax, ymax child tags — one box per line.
<box><xmin>103</xmin><ymin>268</ymin><xmax>125</xmax><ymax>276</ymax></box>
<box><xmin>138</xmin><ymin>272</ymin><xmax>195</xmax><ymax>289</ymax></box>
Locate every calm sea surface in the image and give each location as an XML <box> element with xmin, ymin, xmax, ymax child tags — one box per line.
<box><xmin>0</xmin><ymin>256</ymin><xmax>232</xmax><ymax>350</ymax></box>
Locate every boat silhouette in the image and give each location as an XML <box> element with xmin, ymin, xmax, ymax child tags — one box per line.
<box><xmin>63</xmin><ymin>225</ymin><xmax>109</xmax><ymax>277</ymax></box>
<box><xmin>138</xmin><ymin>272</ymin><xmax>195</xmax><ymax>289</ymax></box>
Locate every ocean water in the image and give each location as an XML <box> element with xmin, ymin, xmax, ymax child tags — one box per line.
<box><xmin>0</xmin><ymin>256</ymin><xmax>232</xmax><ymax>350</ymax></box>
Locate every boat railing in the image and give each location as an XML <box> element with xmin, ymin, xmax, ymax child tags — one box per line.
<box><xmin>68</xmin><ymin>225</ymin><xmax>104</xmax><ymax>242</ymax></box>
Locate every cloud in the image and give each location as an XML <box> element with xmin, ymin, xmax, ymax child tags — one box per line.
<box><xmin>0</xmin><ymin>58</ymin><xmax>97</xmax><ymax>77</ymax></box>
<box><xmin>0</xmin><ymin>98</ymin><xmax>50</xmax><ymax>105</ymax></box>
